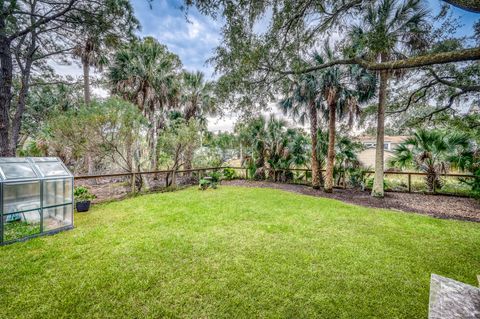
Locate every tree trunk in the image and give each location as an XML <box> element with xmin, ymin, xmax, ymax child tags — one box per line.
<box><xmin>183</xmin><ymin>109</ymin><xmax>196</xmax><ymax>175</ymax></box>
<box><xmin>324</xmin><ymin>98</ymin><xmax>336</xmax><ymax>193</ymax></box>
<box><xmin>184</xmin><ymin>145</ymin><xmax>193</xmax><ymax>176</ymax></box>
<box><xmin>83</xmin><ymin>59</ymin><xmax>91</xmax><ymax>104</ymax></box>
<box><xmin>11</xmin><ymin>59</ymin><xmax>32</xmax><ymax>155</ymax></box>
<box><xmin>11</xmin><ymin>30</ymin><xmax>36</xmax><ymax>156</ymax></box>
<box><xmin>0</xmin><ymin>22</ymin><xmax>13</xmax><ymax>157</ymax></box>
<box><xmin>309</xmin><ymin>102</ymin><xmax>320</xmax><ymax>189</ymax></box>
<box><xmin>371</xmin><ymin>69</ymin><xmax>389</xmax><ymax>197</ymax></box>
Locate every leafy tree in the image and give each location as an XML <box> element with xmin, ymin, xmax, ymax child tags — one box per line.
<box><xmin>157</xmin><ymin>118</ymin><xmax>200</xmax><ymax>186</ymax></box>
<box><xmin>1</xmin><ymin>0</ymin><xmax>125</xmax><ymax>156</ymax></box>
<box><xmin>21</xmin><ymin>82</ymin><xmax>82</xmax><ymax>148</ymax></box>
<box><xmin>389</xmin><ymin>129</ymin><xmax>469</xmax><ymax>191</ymax></box>
<box><xmin>205</xmin><ymin>131</ymin><xmax>239</xmax><ymax>162</ymax></box>
<box><xmin>186</xmin><ymin>0</ymin><xmax>480</xmax><ymax>117</ymax></box>
<box><xmin>45</xmin><ymin>98</ymin><xmax>146</xmax><ymax>173</ymax></box>
<box><xmin>109</xmin><ymin>37</ymin><xmax>182</xmax><ymax>170</ymax></box>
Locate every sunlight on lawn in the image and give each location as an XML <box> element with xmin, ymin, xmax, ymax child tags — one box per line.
<box><xmin>0</xmin><ymin>186</ymin><xmax>479</xmax><ymax>318</ymax></box>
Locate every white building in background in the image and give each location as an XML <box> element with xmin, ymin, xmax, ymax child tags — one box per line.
<box><xmin>355</xmin><ymin>135</ymin><xmax>408</xmax><ymax>169</ymax></box>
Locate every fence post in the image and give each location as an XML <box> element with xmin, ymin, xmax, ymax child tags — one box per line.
<box><xmin>407</xmin><ymin>173</ymin><xmax>411</xmax><ymax>193</ymax></box>
<box><xmin>131</xmin><ymin>172</ymin><xmax>136</xmax><ymax>194</ymax></box>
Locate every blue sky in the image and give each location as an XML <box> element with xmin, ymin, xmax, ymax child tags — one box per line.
<box><xmin>131</xmin><ymin>0</ymin><xmax>222</xmax><ymax>78</ymax></box>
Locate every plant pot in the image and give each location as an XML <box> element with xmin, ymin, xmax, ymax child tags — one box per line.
<box><xmin>76</xmin><ymin>200</ymin><xmax>91</xmax><ymax>212</ymax></box>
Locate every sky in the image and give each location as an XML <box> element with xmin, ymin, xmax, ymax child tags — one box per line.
<box><xmin>59</xmin><ymin>0</ymin><xmax>480</xmax><ymax>132</ymax></box>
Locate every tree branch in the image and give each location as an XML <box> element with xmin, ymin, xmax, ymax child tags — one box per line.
<box><xmin>426</xmin><ymin>67</ymin><xmax>480</xmax><ymax>92</ymax></box>
<box><xmin>278</xmin><ymin>47</ymin><xmax>480</xmax><ymax>74</ymax></box>
<box><xmin>9</xmin><ymin>0</ymin><xmax>77</xmax><ymax>41</ymax></box>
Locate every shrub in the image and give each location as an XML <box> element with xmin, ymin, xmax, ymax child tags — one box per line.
<box><xmin>223</xmin><ymin>167</ymin><xmax>236</xmax><ymax>180</ymax></box>
<box><xmin>364</xmin><ymin>177</ymin><xmax>389</xmax><ymax>191</ymax></box>
<box><xmin>348</xmin><ymin>167</ymin><xmax>369</xmax><ymax>188</ymax></box>
<box><xmin>210</xmin><ymin>171</ymin><xmax>222</xmax><ymax>183</ymax></box>
<box><xmin>199</xmin><ymin>171</ymin><xmax>222</xmax><ymax>190</ymax></box>
<box><xmin>74</xmin><ymin>186</ymin><xmax>96</xmax><ymax>202</ymax></box>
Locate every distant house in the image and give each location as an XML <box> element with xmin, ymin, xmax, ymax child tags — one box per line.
<box><xmin>355</xmin><ymin>135</ymin><xmax>408</xmax><ymax>168</ymax></box>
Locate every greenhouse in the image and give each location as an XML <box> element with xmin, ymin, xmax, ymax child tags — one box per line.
<box><xmin>0</xmin><ymin>157</ymin><xmax>73</xmax><ymax>245</ymax></box>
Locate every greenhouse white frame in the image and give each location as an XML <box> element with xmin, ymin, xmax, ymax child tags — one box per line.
<box><xmin>0</xmin><ymin>157</ymin><xmax>74</xmax><ymax>245</ymax></box>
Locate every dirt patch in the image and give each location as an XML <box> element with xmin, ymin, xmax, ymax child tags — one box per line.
<box><xmin>223</xmin><ymin>180</ymin><xmax>480</xmax><ymax>223</ymax></box>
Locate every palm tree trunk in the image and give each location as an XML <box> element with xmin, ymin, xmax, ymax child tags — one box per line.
<box><xmin>309</xmin><ymin>102</ymin><xmax>320</xmax><ymax>189</ymax></box>
<box><xmin>184</xmin><ymin>111</ymin><xmax>196</xmax><ymax>175</ymax></box>
<box><xmin>83</xmin><ymin>59</ymin><xmax>91</xmax><ymax>105</ymax></box>
<box><xmin>371</xmin><ymin>69</ymin><xmax>389</xmax><ymax>198</ymax></box>
<box><xmin>325</xmin><ymin>101</ymin><xmax>336</xmax><ymax>193</ymax></box>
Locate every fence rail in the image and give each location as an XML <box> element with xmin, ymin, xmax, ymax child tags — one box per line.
<box><xmin>73</xmin><ymin>166</ymin><xmax>478</xmax><ymax>202</ymax></box>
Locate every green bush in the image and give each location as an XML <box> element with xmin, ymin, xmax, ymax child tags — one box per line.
<box><xmin>364</xmin><ymin>177</ymin><xmax>389</xmax><ymax>190</ymax></box>
<box><xmin>223</xmin><ymin>168</ymin><xmax>236</xmax><ymax>180</ymax></box>
<box><xmin>74</xmin><ymin>186</ymin><xmax>96</xmax><ymax>202</ymax></box>
<box><xmin>199</xmin><ymin>171</ymin><xmax>222</xmax><ymax>190</ymax></box>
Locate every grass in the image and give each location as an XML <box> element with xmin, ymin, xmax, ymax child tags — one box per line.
<box><xmin>0</xmin><ymin>186</ymin><xmax>479</xmax><ymax>318</ymax></box>
<box><xmin>4</xmin><ymin>220</ymin><xmax>40</xmax><ymax>241</ymax></box>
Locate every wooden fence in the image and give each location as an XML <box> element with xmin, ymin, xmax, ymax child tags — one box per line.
<box><xmin>73</xmin><ymin>166</ymin><xmax>478</xmax><ymax>201</ymax></box>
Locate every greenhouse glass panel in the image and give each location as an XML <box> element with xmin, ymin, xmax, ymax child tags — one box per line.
<box><xmin>43</xmin><ymin>205</ymin><xmax>73</xmax><ymax>231</ymax></box>
<box><xmin>0</xmin><ymin>157</ymin><xmax>74</xmax><ymax>245</ymax></box>
<box><xmin>0</xmin><ymin>162</ymin><xmax>37</xmax><ymax>180</ymax></box>
<box><xmin>35</xmin><ymin>162</ymin><xmax>70</xmax><ymax>177</ymax></box>
<box><xmin>43</xmin><ymin>179</ymin><xmax>72</xmax><ymax>206</ymax></box>
<box><xmin>3</xmin><ymin>181</ymin><xmax>41</xmax><ymax>214</ymax></box>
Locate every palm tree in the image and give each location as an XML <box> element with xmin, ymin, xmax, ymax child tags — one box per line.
<box><xmin>389</xmin><ymin>129</ymin><xmax>469</xmax><ymax>191</ymax></box>
<box><xmin>73</xmin><ymin>0</ymin><xmax>138</xmax><ymax>105</ymax></box>
<box><xmin>316</xmin><ymin>129</ymin><xmax>329</xmax><ymax>186</ymax></box>
<box><xmin>316</xmin><ymin>131</ymin><xmax>364</xmax><ymax>187</ymax></box>
<box><xmin>333</xmin><ymin>136</ymin><xmax>364</xmax><ymax>186</ymax></box>
<box><xmin>109</xmin><ymin>37</ymin><xmax>182</xmax><ymax>170</ymax></box>
<box><xmin>347</xmin><ymin>0</ymin><xmax>429</xmax><ymax>197</ymax></box>
<box><xmin>315</xmin><ymin>48</ymin><xmax>376</xmax><ymax>193</ymax></box>
<box><xmin>237</xmin><ymin>116</ymin><xmax>268</xmax><ymax>179</ymax></box>
<box><xmin>279</xmin><ymin>74</ymin><xmax>322</xmax><ymax>188</ymax></box>
<box><xmin>264</xmin><ymin>116</ymin><xmax>289</xmax><ymax>181</ymax></box>
<box><xmin>73</xmin><ymin>1</ymin><xmax>138</xmax><ymax>175</ymax></box>
<box><xmin>180</xmin><ymin>71</ymin><xmax>216</xmax><ymax>170</ymax></box>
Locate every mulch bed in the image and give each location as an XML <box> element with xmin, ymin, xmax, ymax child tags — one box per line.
<box><xmin>223</xmin><ymin>180</ymin><xmax>480</xmax><ymax>223</ymax></box>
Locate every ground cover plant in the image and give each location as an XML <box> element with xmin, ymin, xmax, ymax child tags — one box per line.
<box><xmin>0</xmin><ymin>186</ymin><xmax>478</xmax><ymax>318</ymax></box>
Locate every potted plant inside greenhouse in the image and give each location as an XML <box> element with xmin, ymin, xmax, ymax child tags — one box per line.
<box><xmin>74</xmin><ymin>186</ymin><xmax>96</xmax><ymax>212</ymax></box>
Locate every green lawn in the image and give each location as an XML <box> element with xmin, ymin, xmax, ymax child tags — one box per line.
<box><xmin>1</xmin><ymin>186</ymin><xmax>479</xmax><ymax>318</ymax></box>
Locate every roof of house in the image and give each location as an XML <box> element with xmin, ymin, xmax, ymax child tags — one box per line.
<box><xmin>355</xmin><ymin>135</ymin><xmax>409</xmax><ymax>143</ymax></box>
